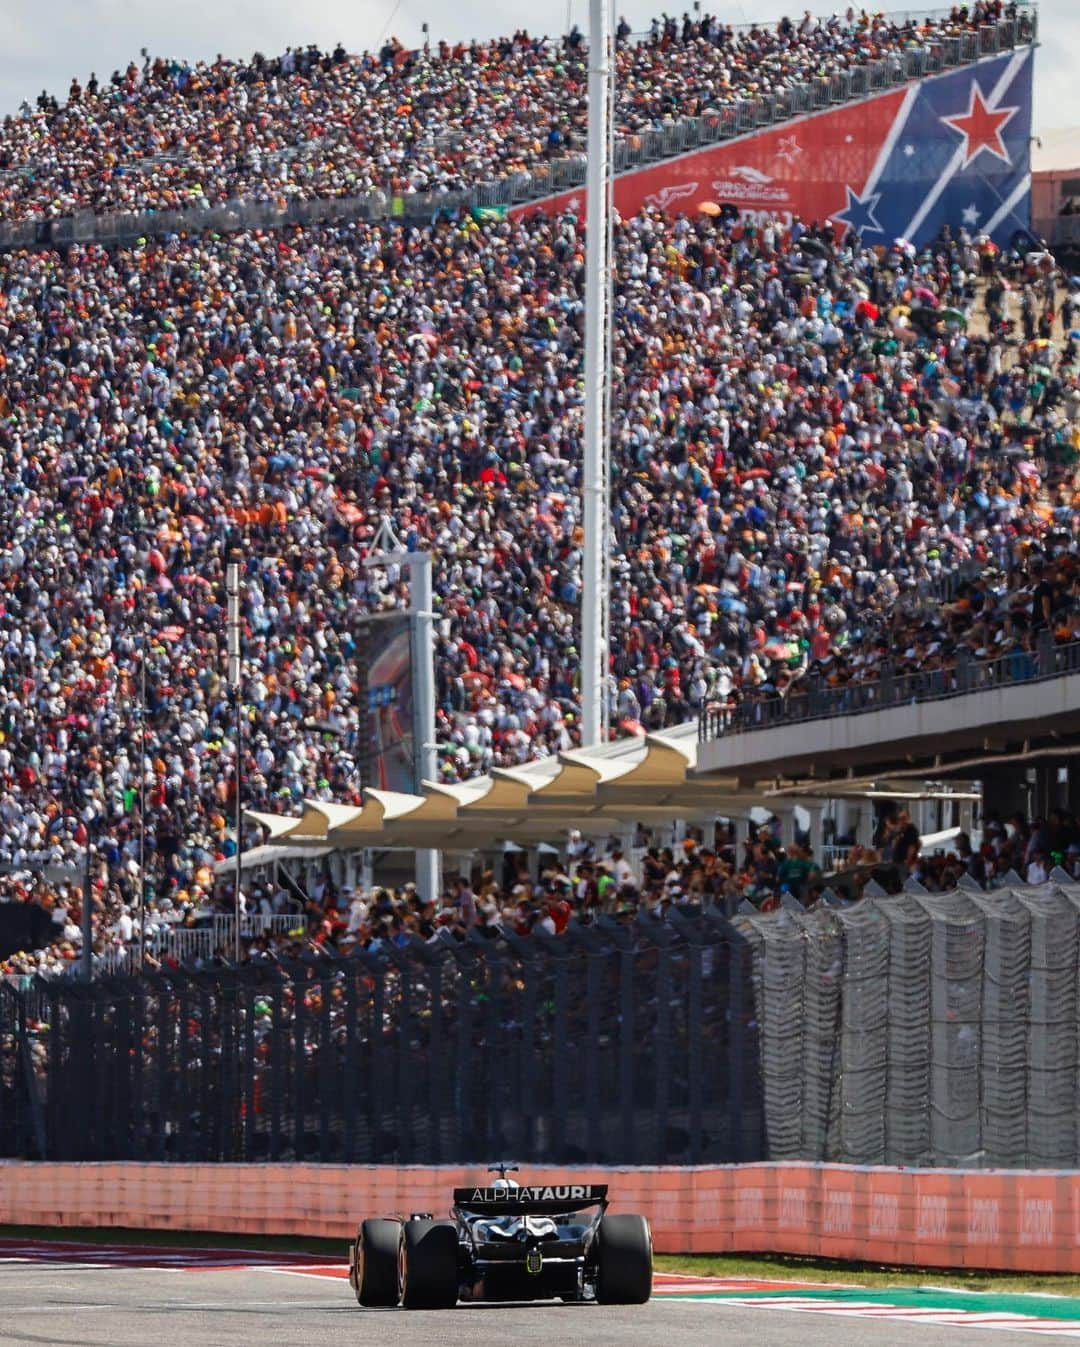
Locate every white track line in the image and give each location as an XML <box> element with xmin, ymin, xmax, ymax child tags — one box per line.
<box><xmin>662</xmin><ymin>1296</ymin><xmax>1080</xmax><ymax>1336</ymax></box>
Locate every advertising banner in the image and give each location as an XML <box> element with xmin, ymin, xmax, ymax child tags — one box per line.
<box><xmin>514</xmin><ymin>48</ymin><xmax>1034</xmax><ymax>247</ymax></box>
<box><xmin>357</xmin><ymin>612</ymin><xmax>418</xmax><ymax>793</ymax></box>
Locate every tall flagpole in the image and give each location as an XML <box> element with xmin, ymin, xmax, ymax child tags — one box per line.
<box><xmin>581</xmin><ymin>0</ymin><xmax>612</xmax><ymax>748</ymax></box>
<box><xmin>602</xmin><ymin>17</ymin><xmax>616</xmax><ymax>743</ymax></box>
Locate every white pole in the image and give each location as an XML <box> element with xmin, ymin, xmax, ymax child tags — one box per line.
<box><xmin>602</xmin><ymin>30</ymin><xmax>617</xmax><ymax>743</ymax></box>
<box><xmin>138</xmin><ymin>641</ymin><xmax>147</xmax><ymax>972</ymax></box>
<box><xmin>226</xmin><ymin>556</ymin><xmax>243</xmax><ymax>963</ymax></box>
<box><xmin>410</xmin><ymin>551</ymin><xmax>441</xmax><ymax>902</ymax></box>
<box><xmin>581</xmin><ymin>0</ymin><xmax>612</xmax><ymax>749</ymax></box>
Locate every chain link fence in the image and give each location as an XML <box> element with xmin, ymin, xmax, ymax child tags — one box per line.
<box><xmin>7</xmin><ymin>870</ymin><xmax>1078</xmax><ymax>1168</ymax></box>
<box><xmin>736</xmin><ymin>873</ymin><xmax>1080</xmax><ymax>1168</ymax></box>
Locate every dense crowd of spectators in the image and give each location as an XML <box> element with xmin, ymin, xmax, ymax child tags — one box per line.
<box><xmin>0</xmin><ymin>0</ymin><xmax>1068</xmax><ymax>978</ymax></box>
<box><xmin>0</xmin><ymin>197</ymin><xmax>1076</xmax><ymax>975</ymax></box>
<box><xmin>8</xmin><ymin>800</ymin><xmax>1080</xmax><ymax>978</ymax></box>
<box><xmin>865</xmin><ymin>806</ymin><xmax>1080</xmax><ymax>889</ymax></box>
<box><xmin>0</xmin><ymin>3</ymin><xmax>1022</xmax><ymax>221</ymax></box>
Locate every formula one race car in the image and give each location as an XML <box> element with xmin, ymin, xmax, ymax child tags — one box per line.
<box><xmin>348</xmin><ymin>1164</ymin><xmax>652</xmax><ymax>1308</ymax></box>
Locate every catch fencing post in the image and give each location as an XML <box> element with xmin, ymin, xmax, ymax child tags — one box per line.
<box><xmin>226</xmin><ymin>555</ymin><xmax>243</xmax><ymax>964</ymax></box>
<box><xmin>619</xmin><ymin>944</ymin><xmax>635</xmax><ymax>1161</ymax></box>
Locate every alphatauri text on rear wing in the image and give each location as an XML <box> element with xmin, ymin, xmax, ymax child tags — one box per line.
<box><xmin>452</xmin><ymin>1184</ymin><xmax>609</xmax><ymax>1215</ymax></box>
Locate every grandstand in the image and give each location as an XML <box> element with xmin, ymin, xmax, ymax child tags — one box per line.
<box><xmin>0</xmin><ymin>0</ymin><xmax>1067</xmax><ymax>1015</ymax></box>
<box><xmin>0</xmin><ymin>1</ymin><xmax>1079</xmax><ymax>1196</ymax></box>
<box><xmin>0</xmin><ymin>4</ymin><xmax>1037</xmax><ymax>249</ymax></box>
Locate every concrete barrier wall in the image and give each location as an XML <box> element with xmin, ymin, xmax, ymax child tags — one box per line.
<box><xmin>1</xmin><ymin>1161</ymin><xmax>1078</xmax><ymax>1272</ymax></box>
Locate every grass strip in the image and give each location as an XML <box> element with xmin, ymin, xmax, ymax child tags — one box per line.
<box><xmin>655</xmin><ymin>1253</ymin><xmax>1080</xmax><ymax>1298</ymax></box>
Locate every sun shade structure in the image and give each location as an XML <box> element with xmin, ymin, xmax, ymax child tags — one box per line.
<box><xmin>240</xmin><ymin>718</ymin><xmax>801</xmax><ymax>862</ymax></box>
<box><xmin>244</xmin><ymin>810</ymin><xmax>309</xmax><ymax>842</ymax></box>
<box><xmin>525</xmin><ymin>739</ymin><xmax>649</xmax><ymax>812</ymax></box>
<box><xmin>459</xmin><ymin>758</ymin><xmax>564</xmax><ymax>819</ymax></box>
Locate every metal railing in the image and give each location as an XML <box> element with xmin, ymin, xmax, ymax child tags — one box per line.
<box><xmin>820</xmin><ymin>843</ymin><xmax>853</xmax><ymax>871</ymax></box>
<box><xmin>49</xmin><ymin>911</ymin><xmax>309</xmax><ymax>977</ymax></box>
<box><xmin>925</xmin><ymin>557</ymin><xmax>984</xmax><ymax>603</ymax></box>
<box><xmin>0</xmin><ymin>9</ymin><xmax>1036</xmax><ymax>252</ymax></box>
<box><xmin>699</xmin><ymin>632</ymin><xmax>1080</xmax><ymax>742</ymax></box>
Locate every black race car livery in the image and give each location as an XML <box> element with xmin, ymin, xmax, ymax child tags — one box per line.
<box><xmin>348</xmin><ymin>1166</ymin><xmax>652</xmax><ymax>1309</ymax></box>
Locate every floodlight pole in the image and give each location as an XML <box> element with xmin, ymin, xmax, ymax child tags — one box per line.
<box><xmin>226</xmin><ymin>554</ymin><xmax>243</xmax><ymax>964</ymax></box>
<box><xmin>138</xmin><ymin>641</ymin><xmax>147</xmax><ymax>972</ymax></box>
<box><xmin>364</xmin><ymin>519</ymin><xmax>440</xmax><ymax>901</ymax></box>
<box><xmin>581</xmin><ymin>0</ymin><xmax>613</xmax><ymax>748</ymax></box>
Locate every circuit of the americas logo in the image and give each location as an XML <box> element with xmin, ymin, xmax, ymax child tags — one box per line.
<box><xmin>711</xmin><ymin>167</ymin><xmax>790</xmax><ymax>202</ymax></box>
<box><xmin>643</xmin><ymin>181</ymin><xmax>700</xmax><ymax>210</ymax></box>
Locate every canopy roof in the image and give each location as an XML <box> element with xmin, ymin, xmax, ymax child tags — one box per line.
<box><xmin>243</xmin><ymin>721</ymin><xmax>746</xmax><ymax>855</ymax></box>
<box><xmin>241</xmin><ymin>717</ymin><xmax>953</xmax><ymax>860</ymax></box>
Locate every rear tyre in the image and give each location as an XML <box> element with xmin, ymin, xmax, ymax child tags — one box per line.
<box><xmin>356</xmin><ymin>1218</ymin><xmax>403</xmax><ymax>1306</ymax></box>
<box><xmin>401</xmin><ymin>1218</ymin><xmax>459</xmax><ymax>1309</ymax></box>
<box><xmin>595</xmin><ymin>1213</ymin><xmax>653</xmax><ymax>1304</ymax></box>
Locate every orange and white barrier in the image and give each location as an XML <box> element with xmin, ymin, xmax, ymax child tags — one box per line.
<box><xmin>0</xmin><ymin>1161</ymin><xmax>1078</xmax><ymax>1272</ymax></box>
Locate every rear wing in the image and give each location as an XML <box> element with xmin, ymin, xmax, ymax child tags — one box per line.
<box><xmin>453</xmin><ymin>1183</ymin><xmax>608</xmax><ymax>1216</ymax></box>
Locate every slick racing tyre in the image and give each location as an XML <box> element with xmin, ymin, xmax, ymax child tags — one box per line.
<box><xmin>356</xmin><ymin>1218</ymin><xmax>403</xmax><ymax>1306</ymax></box>
<box><xmin>595</xmin><ymin>1213</ymin><xmax>653</xmax><ymax>1304</ymax></box>
<box><xmin>401</xmin><ymin>1218</ymin><xmax>459</xmax><ymax>1309</ymax></box>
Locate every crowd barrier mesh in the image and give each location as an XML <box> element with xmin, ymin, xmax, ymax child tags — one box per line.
<box><xmin>737</xmin><ymin>874</ymin><xmax>1080</xmax><ymax>1167</ymax></box>
<box><xmin>4</xmin><ymin>874</ymin><xmax>1080</xmax><ymax>1166</ymax></box>
<box><xmin>0</xmin><ymin>917</ymin><xmax>764</xmax><ymax>1164</ymax></box>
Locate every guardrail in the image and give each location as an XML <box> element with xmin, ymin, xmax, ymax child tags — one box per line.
<box><xmin>699</xmin><ymin>632</ymin><xmax>1080</xmax><ymax>742</ymax></box>
<box><xmin>0</xmin><ymin>9</ymin><xmax>1036</xmax><ymax>252</ymax></box>
<box><xmin>819</xmin><ymin>844</ymin><xmax>853</xmax><ymax>871</ymax></box>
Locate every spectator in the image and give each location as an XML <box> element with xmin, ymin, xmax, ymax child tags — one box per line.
<box><xmin>0</xmin><ymin>33</ymin><xmax>1071</xmax><ymax>974</ymax></box>
<box><xmin>0</xmin><ymin>7</ymin><xmax>1019</xmax><ymax>223</ymax></box>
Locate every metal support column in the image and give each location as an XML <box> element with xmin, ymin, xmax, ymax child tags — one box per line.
<box><xmin>138</xmin><ymin>645</ymin><xmax>147</xmax><ymax>971</ymax></box>
<box><xmin>580</xmin><ymin>0</ymin><xmax>613</xmax><ymax>748</ymax></box>
<box><xmin>363</xmin><ymin>520</ymin><xmax>440</xmax><ymax>902</ymax></box>
<box><xmin>409</xmin><ymin>549</ymin><xmax>440</xmax><ymax>902</ymax></box>
<box><xmin>226</xmin><ymin>554</ymin><xmax>243</xmax><ymax>963</ymax></box>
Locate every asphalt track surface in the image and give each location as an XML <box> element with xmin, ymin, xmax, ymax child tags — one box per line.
<box><xmin>0</xmin><ymin>1261</ymin><xmax>1073</xmax><ymax>1347</ymax></box>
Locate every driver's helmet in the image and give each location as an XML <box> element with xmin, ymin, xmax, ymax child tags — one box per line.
<box><xmin>491</xmin><ymin>1177</ymin><xmax>520</xmax><ymax>1194</ymax></box>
